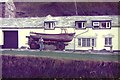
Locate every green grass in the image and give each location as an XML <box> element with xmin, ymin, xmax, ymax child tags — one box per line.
<box><xmin>2</xmin><ymin>50</ymin><xmax>120</xmax><ymax>62</ymax></box>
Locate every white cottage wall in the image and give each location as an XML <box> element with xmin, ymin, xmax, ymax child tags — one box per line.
<box><xmin>65</xmin><ymin>27</ymin><xmax>119</xmax><ymax>51</ymax></box>
<box><xmin>93</xmin><ymin>27</ymin><xmax>118</xmax><ymax>51</ymax></box>
<box><xmin>0</xmin><ymin>29</ymin><xmax>3</xmax><ymax>46</ymax></box>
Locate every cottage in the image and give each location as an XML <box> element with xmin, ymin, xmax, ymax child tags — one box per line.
<box><xmin>0</xmin><ymin>15</ymin><xmax>119</xmax><ymax>52</ymax></box>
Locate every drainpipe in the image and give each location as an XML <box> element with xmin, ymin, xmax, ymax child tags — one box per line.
<box><xmin>73</xmin><ymin>28</ymin><xmax>89</xmax><ymax>52</ymax></box>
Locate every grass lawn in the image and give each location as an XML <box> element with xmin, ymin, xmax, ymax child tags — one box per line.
<box><xmin>1</xmin><ymin>49</ymin><xmax>119</xmax><ymax>62</ymax></box>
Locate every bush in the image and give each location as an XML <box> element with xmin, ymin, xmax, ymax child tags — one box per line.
<box><xmin>2</xmin><ymin>55</ymin><xmax>120</xmax><ymax>78</ymax></box>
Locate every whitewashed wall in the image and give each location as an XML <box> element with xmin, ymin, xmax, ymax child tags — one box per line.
<box><xmin>1</xmin><ymin>27</ymin><xmax>119</xmax><ymax>50</ymax></box>
<box><xmin>65</xmin><ymin>27</ymin><xmax>119</xmax><ymax>50</ymax></box>
<box><xmin>0</xmin><ymin>29</ymin><xmax>3</xmax><ymax>45</ymax></box>
<box><xmin>17</xmin><ymin>27</ymin><xmax>119</xmax><ymax>50</ymax></box>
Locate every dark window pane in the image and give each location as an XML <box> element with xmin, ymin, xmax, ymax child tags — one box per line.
<box><xmin>82</xmin><ymin>38</ymin><xmax>86</xmax><ymax>47</ymax></box>
<box><xmin>101</xmin><ymin>22</ymin><xmax>106</xmax><ymax>28</ymax></box>
<box><xmin>78</xmin><ymin>23</ymin><xmax>82</xmax><ymax>28</ymax></box>
<box><xmin>49</xmin><ymin>23</ymin><xmax>51</xmax><ymax>28</ymax></box>
<box><xmin>87</xmin><ymin>38</ymin><xmax>90</xmax><ymax>47</ymax></box>
<box><xmin>92</xmin><ymin>39</ymin><xmax>95</xmax><ymax>46</ymax></box>
<box><xmin>105</xmin><ymin>38</ymin><xmax>108</xmax><ymax>45</ymax></box>
<box><xmin>78</xmin><ymin>38</ymin><xmax>81</xmax><ymax>46</ymax></box>
<box><xmin>109</xmin><ymin>38</ymin><xmax>112</xmax><ymax>45</ymax></box>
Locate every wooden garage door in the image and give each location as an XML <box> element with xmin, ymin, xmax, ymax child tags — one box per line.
<box><xmin>2</xmin><ymin>31</ymin><xmax>18</xmax><ymax>49</ymax></box>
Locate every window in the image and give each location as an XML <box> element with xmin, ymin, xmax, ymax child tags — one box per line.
<box><xmin>105</xmin><ymin>37</ymin><xmax>112</xmax><ymax>46</ymax></box>
<box><xmin>44</xmin><ymin>21</ymin><xmax>55</xmax><ymax>30</ymax></box>
<box><xmin>92</xmin><ymin>20</ymin><xmax>111</xmax><ymax>29</ymax></box>
<box><xmin>75</xmin><ymin>21</ymin><xmax>86</xmax><ymax>29</ymax></box>
<box><xmin>78</xmin><ymin>38</ymin><xmax>96</xmax><ymax>47</ymax></box>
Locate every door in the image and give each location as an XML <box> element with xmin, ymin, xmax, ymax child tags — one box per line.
<box><xmin>2</xmin><ymin>31</ymin><xmax>18</xmax><ymax>49</ymax></box>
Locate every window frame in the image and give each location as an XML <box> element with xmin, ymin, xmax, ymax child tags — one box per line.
<box><xmin>78</xmin><ymin>38</ymin><xmax>96</xmax><ymax>47</ymax></box>
<box><xmin>92</xmin><ymin>20</ymin><xmax>111</xmax><ymax>29</ymax></box>
<box><xmin>75</xmin><ymin>21</ymin><xmax>87</xmax><ymax>29</ymax></box>
<box><xmin>44</xmin><ymin>21</ymin><xmax>56</xmax><ymax>30</ymax></box>
<box><xmin>104</xmin><ymin>37</ymin><xmax>112</xmax><ymax>47</ymax></box>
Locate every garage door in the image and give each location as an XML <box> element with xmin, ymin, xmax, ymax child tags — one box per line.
<box><xmin>2</xmin><ymin>31</ymin><xmax>18</xmax><ymax>49</ymax></box>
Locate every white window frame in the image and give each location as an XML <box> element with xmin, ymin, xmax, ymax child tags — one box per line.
<box><xmin>75</xmin><ymin>21</ymin><xmax>86</xmax><ymax>29</ymax></box>
<box><xmin>106</xmin><ymin>22</ymin><xmax>111</xmax><ymax>28</ymax></box>
<box><xmin>104</xmin><ymin>37</ymin><xmax>112</xmax><ymax>46</ymax></box>
<box><xmin>44</xmin><ymin>21</ymin><xmax>55</xmax><ymax>30</ymax></box>
<box><xmin>78</xmin><ymin>38</ymin><xmax>96</xmax><ymax>47</ymax></box>
<box><xmin>93</xmin><ymin>22</ymin><xmax>100</xmax><ymax>26</ymax></box>
<box><xmin>92</xmin><ymin>21</ymin><xmax>111</xmax><ymax>29</ymax></box>
<box><xmin>100</xmin><ymin>22</ymin><xmax>111</xmax><ymax>28</ymax></box>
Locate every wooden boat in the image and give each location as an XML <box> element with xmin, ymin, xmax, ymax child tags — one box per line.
<box><xmin>29</xmin><ymin>32</ymin><xmax>75</xmax><ymax>42</ymax></box>
<box><xmin>26</xmin><ymin>32</ymin><xmax>75</xmax><ymax>50</ymax></box>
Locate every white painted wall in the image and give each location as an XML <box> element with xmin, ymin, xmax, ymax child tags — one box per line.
<box><xmin>66</xmin><ymin>27</ymin><xmax>119</xmax><ymax>51</ymax></box>
<box><xmin>0</xmin><ymin>29</ymin><xmax>3</xmax><ymax>45</ymax></box>
<box><xmin>1</xmin><ymin>27</ymin><xmax>119</xmax><ymax>50</ymax></box>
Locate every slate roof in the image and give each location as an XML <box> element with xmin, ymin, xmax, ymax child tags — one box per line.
<box><xmin>0</xmin><ymin>15</ymin><xmax>119</xmax><ymax>28</ymax></box>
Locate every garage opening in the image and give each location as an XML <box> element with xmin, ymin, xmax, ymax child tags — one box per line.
<box><xmin>2</xmin><ymin>31</ymin><xmax>18</xmax><ymax>49</ymax></box>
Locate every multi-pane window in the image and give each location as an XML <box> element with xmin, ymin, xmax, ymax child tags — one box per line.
<box><xmin>105</xmin><ymin>37</ymin><xmax>112</xmax><ymax>46</ymax></box>
<box><xmin>44</xmin><ymin>21</ymin><xmax>55</xmax><ymax>29</ymax></box>
<box><xmin>75</xmin><ymin>21</ymin><xmax>86</xmax><ymax>29</ymax></box>
<box><xmin>78</xmin><ymin>38</ymin><xmax>96</xmax><ymax>47</ymax></box>
<box><xmin>92</xmin><ymin>20</ymin><xmax>111</xmax><ymax>29</ymax></box>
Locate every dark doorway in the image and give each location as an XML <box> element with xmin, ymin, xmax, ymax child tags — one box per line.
<box><xmin>2</xmin><ymin>31</ymin><xmax>18</xmax><ymax>49</ymax></box>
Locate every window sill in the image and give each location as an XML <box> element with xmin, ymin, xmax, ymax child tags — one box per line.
<box><xmin>75</xmin><ymin>28</ymin><xmax>86</xmax><ymax>30</ymax></box>
<box><xmin>78</xmin><ymin>46</ymin><xmax>95</xmax><ymax>47</ymax></box>
<box><xmin>92</xmin><ymin>27</ymin><xmax>111</xmax><ymax>29</ymax></box>
<box><xmin>104</xmin><ymin>45</ymin><xmax>112</xmax><ymax>47</ymax></box>
<box><xmin>44</xmin><ymin>28</ymin><xmax>55</xmax><ymax>30</ymax></box>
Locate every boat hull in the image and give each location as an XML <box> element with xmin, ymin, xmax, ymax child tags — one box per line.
<box><xmin>30</xmin><ymin>32</ymin><xmax>75</xmax><ymax>42</ymax></box>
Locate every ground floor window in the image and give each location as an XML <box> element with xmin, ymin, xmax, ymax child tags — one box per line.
<box><xmin>105</xmin><ymin>37</ymin><xmax>112</xmax><ymax>46</ymax></box>
<box><xmin>78</xmin><ymin>38</ymin><xmax>96</xmax><ymax>47</ymax></box>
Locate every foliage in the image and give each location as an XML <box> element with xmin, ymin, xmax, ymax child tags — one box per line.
<box><xmin>2</xmin><ymin>55</ymin><xmax>120</xmax><ymax>79</ymax></box>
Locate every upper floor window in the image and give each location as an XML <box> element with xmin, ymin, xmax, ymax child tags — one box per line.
<box><xmin>44</xmin><ymin>21</ymin><xmax>55</xmax><ymax>30</ymax></box>
<box><xmin>75</xmin><ymin>21</ymin><xmax>86</xmax><ymax>29</ymax></box>
<box><xmin>92</xmin><ymin>20</ymin><xmax>111</xmax><ymax>29</ymax></box>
